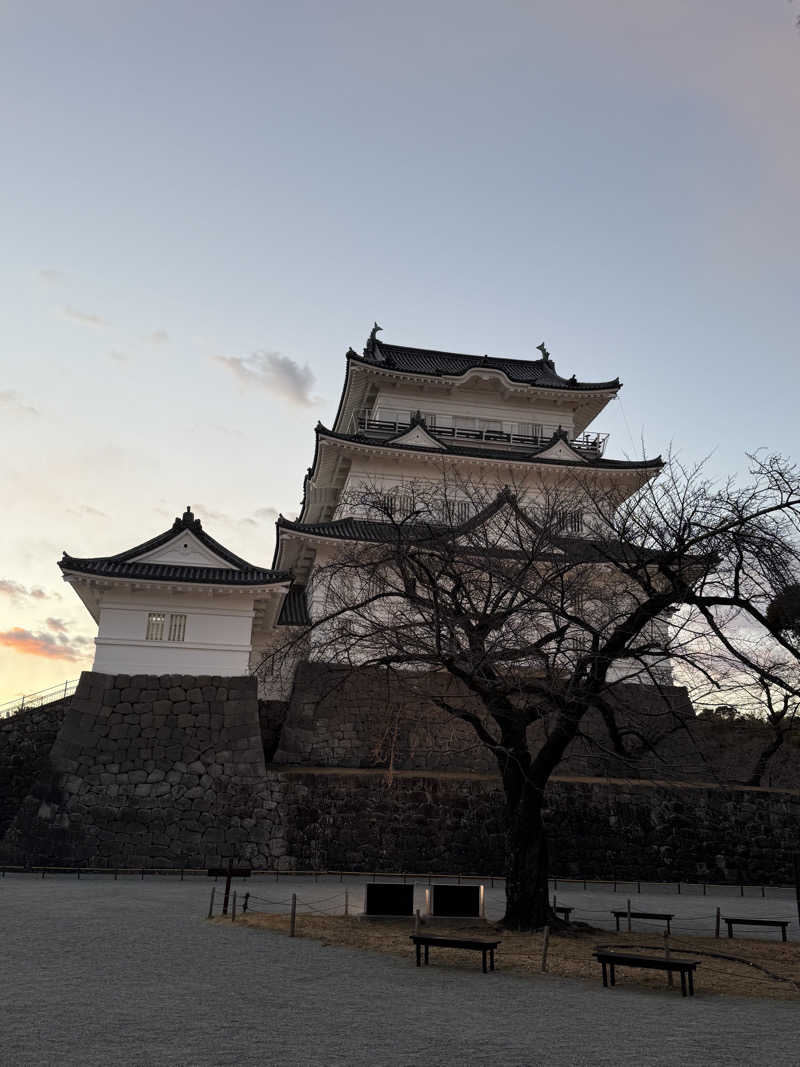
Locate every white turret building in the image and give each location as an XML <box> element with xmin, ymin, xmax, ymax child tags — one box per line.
<box><xmin>60</xmin><ymin>508</ymin><xmax>291</xmax><ymax>676</ymax></box>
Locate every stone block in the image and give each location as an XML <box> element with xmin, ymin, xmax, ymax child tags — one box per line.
<box><xmin>148</xmin><ymin>769</ymin><xmax>166</xmax><ymax>783</ymax></box>
<box><xmin>187</xmin><ymin>761</ymin><xmax>205</xmax><ymax>775</ymax></box>
<box><xmin>187</xmin><ymin>688</ymin><xmax>204</xmax><ymax>704</ymax></box>
<box><xmin>168</xmin><ymin>687</ymin><xmax>186</xmax><ymax>702</ymax></box>
<box><xmin>121</xmin><ymin>687</ymin><xmax>139</xmax><ymax>703</ymax></box>
<box><xmin>128</xmin><ymin>770</ymin><xmax>148</xmax><ymax>784</ymax></box>
<box><xmin>152</xmin><ymin>701</ymin><xmax>172</xmax><ymax>718</ymax></box>
<box><xmin>134</xmin><ymin>783</ymin><xmax>152</xmax><ymax>797</ymax></box>
<box><xmin>151</xmin><ymin>782</ymin><xmax>171</xmax><ymax>797</ymax></box>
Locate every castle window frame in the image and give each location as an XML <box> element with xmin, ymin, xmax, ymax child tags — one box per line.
<box><xmin>145</xmin><ymin>612</ymin><xmax>165</xmax><ymax>641</ymax></box>
<box><xmin>167</xmin><ymin>614</ymin><xmax>187</xmax><ymax>642</ymax></box>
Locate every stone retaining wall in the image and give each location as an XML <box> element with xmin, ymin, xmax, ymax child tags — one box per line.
<box><xmin>2</xmin><ymin>671</ymin><xmax>289</xmax><ymax>868</ymax></box>
<box><xmin>0</xmin><ymin>700</ymin><xmax>68</xmax><ymax>840</ymax></box>
<box><xmin>274</xmin><ymin>768</ymin><xmax>800</xmax><ymax>884</ymax></box>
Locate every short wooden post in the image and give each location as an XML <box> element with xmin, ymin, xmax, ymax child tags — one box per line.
<box><xmin>243</xmin><ymin>892</ymin><xmax>249</xmax><ymax>913</ymax></box>
<box><xmin>740</xmin><ymin>883</ymin><xmax>744</xmax><ymax>898</ymax></box>
<box><xmin>677</xmin><ymin>881</ymin><xmax>681</xmax><ymax>894</ymax></box>
<box><xmin>540</xmin><ymin>925</ymin><xmax>550</xmax><ymax>973</ymax></box>
<box><xmin>208</xmin><ymin>886</ymin><xmax>216</xmax><ymax>919</ymax></box>
<box><xmin>552</xmin><ymin>893</ymin><xmax>557</xmax><ymax>913</ymax></box>
<box><xmin>664</xmin><ymin>932</ymin><xmax>673</xmax><ymax>987</ymax></box>
<box><xmin>414</xmin><ymin>909</ymin><xmax>420</xmax><ymax>935</ymax></box>
<box><xmin>231</xmin><ymin>890</ymin><xmax>237</xmax><ymax>922</ymax></box>
<box><xmin>289</xmin><ymin>893</ymin><xmax>297</xmax><ymax>937</ymax></box>
<box><xmin>715</xmin><ymin>906</ymin><xmax>721</xmax><ymax>938</ymax></box>
<box><xmin>344</xmin><ymin>890</ymin><xmax>349</xmax><ymax>917</ymax></box>
<box><xmin>626</xmin><ymin>898</ymin><xmax>632</xmax><ymax>932</ymax></box>
<box><xmin>794</xmin><ymin>854</ymin><xmax>800</xmax><ymax>924</ymax></box>
<box><xmin>180</xmin><ymin>868</ymin><xmax>184</xmax><ymax>882</ymax></box>
<box><xmin>637</xmin><ymin>880</ymin><xmax>641</xmax><ymax>894</ymax></box>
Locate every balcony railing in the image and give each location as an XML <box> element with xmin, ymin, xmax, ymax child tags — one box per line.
<box><xmin>351</xmin><ymin>412</ymin><xmax>608</xmax><ymax>457</ymax></box>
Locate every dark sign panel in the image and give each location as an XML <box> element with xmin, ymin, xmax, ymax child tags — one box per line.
<box><xmin>365</xmin><ymin>883</ymin><xmax>415</xmax><ymax>915</ymax></box>
<box><xmin>430</xmin><ymin>884</ymin><xmax>482</xmax><ymax>917</ymax></box>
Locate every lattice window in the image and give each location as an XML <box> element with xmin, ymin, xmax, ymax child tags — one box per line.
<box><xmin>556</xmin><ymin>510</ymin><xmax>584</xmax><ymax>534</ymax></box>
<box><xmin>168</xmin><ymin>614</ymin><xmax>186</xmax><ymax>642</ymax></box>
<box><xmin>145</xmin><ymin>612</ymin><xmax>165</xmax><ymax>641</ymax></box>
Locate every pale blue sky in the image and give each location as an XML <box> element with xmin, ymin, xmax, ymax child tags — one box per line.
<box><xmin>1</xmin><ymin>1</ymin><xmax>798</xmax><ymax>695</ymax></box>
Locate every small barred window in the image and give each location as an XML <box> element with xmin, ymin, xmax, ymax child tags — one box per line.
<box><xmin>168</xmin><ymin>614</ymin><xmax>187</xmax><ymax>642</ymax></box>
<box><xmin>145</xmin><ymin>612</ymin><xmax>165</xmax><ymax>641</ymax></box>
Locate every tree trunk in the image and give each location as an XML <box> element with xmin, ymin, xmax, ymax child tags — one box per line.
<box><xmin>499</xmin><ymin>765</ymin><xmax>551</xmax><ymax>929</ymax></box>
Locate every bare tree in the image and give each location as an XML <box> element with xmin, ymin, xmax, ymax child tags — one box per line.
<box><xmin>267</xmin><ymin>454</ymin><xmax>800</xmax><ymax>929</ymax></box>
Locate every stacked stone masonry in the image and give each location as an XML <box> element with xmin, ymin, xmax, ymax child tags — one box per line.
<box><xmin>1</xmin><ymin>672</ymin><xmax>288</xmax><ymax>869</ymax></box>
<box><xmin>1</xmin><ymin>667</ymin><xmax>799</xmax><ymax>882</ymax></box>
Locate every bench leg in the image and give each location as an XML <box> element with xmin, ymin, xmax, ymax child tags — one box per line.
<box><xmin>424</xmin><ymin>944</ymin><xmax>429</xmax><ymax>966</ymax></box>
<box><xmin>688</xmin><ymin>970</ymin><xmax>694</xmax><ymax>997</ymax></box>
<box><xmin>416</xmin><ymin>943</ymin><xmax>421</xmax><ymax>968</ymax></box>
<box><xmin>666</xmin><ymin>920</ymin><xmax>671</xmax><ymax>935</ymax></box>
<box><xmin>615</xmin><ymin>916</ymin><xmax>620</xmax><ymax>932</ymax></box>
<box><xmin>727</xmin><ymin>924</ymin><xmax>733</xmax><ymax>938</ymax></box>
<box><xmin>680</xmin><ymin>970</ymin><xmax>687</xmax><ymax>997</ymax></box>
<box><xmin>482</xmin><ymin>950</ymin><xmax>487</xmax><ymax>974</ymax></box>
<box><xmin>490</xmin><ymin>949</ymin><xmax>495</xmax><ymax>972</ymax></box>
<box><xmin>609</xmin><ymin>964</ymin><xmax>616</xmax><ymax>987</ymax></box>
<box><xmin>782</xmin><ymin>927</ymin><xmax>787</xmax><ymax>943</ymax></box>
<box><xmin>601</xmin><ymin>962</ymin><xmax>608</xmax><ymax>988</ymax></box>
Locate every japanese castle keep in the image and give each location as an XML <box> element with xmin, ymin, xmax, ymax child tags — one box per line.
<box><xmin>3</xmin><ymin>328</ymin><xmax>799</xmax><ymax>881</ymax></box>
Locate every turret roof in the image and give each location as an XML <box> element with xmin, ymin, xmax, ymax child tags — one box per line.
<box><xmin>316</xmin><ymin>425</ymin><xmax>662</xmax><ymax>471</ymax></box>
<box><xmin>60</xmin><ymin>507</ymin><xmax>290</xmax><ymax>586</ymax></box>
<box><xmin>353</xmin><ymin>337</ymin><xmax>620</xmax><ymax>392</ymax></box>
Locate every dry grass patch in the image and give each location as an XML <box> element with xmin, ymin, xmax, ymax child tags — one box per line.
<box><xmin>215</xmin><ymin>913</ymin><xmax>800</xmax><ymax>1000</ymax></box>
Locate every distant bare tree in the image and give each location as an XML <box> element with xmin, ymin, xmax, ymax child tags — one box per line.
<box><xmin>266</xmin><ymin>454</ymin><xmax>800</xmax><ymax>929</ymax></box>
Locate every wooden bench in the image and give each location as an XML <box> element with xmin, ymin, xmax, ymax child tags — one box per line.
<box><xmin>554</xmin><ymin>905</ymin><xmax>573</xmax><ymax>920</ymax></box>
<box><xmin>612</xmin><ymin>910</ymin><xmax>674</xmax><ymax>934</ymax></box>
<box><xmin>594</xmin><ymin>950</ymin><xmax>699</xmax><ymax>997</ymax></box>
<box><xmin>410</xmin><ymin>934</ymin><xmax>501</xmax><ymax>973</ymax></box>
<box><xmin>722</xmin><ymin>916</ymin><xmax>789</xmax><ymax>942</ymax></box>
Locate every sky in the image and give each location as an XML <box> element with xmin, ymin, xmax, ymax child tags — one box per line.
<box><xmin>1</xmin><ymin>0</ymin><xmax>798</xmax><ymax>700</ymax></box>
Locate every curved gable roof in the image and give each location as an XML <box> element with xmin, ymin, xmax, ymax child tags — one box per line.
<box><xmin>356</xmin><ymin>339</ymin><xmax>621</xmax><ymax>392</ymax></box>
<box><xmin>60</xmin><ymin>507</ymin><xmax>290</xmax><ymax>586</ymax></box>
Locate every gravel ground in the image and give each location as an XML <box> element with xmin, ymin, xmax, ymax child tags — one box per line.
<box><xmin>1</xmin><ymin>873</ymin><xmax>798</xmax><ymax>1067</ymax></box>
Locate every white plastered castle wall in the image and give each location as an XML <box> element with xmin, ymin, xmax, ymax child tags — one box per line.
<box><xmin>91</xmin><ymin>585</ymin><xmax>257</xmax><ymax>675</ymax></box>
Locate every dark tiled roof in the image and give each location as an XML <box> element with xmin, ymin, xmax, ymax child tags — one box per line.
<box><xmin>60</xmin><ymin>506</ymin><xmax>289</xmax><ymax>586</ymax></box>
<box><xmin>59</xmin><ymin>558</ymin><xmax>289</xmax><ymax>586</ymax></box>
<box><xmin>277</xmin><ymin>516</ymin><xmax>422</xmax><ymax>543</ymax></box>
<box><xmin>276</xmin><ymin>515</ymin><xmax>664</xmax><ymax>566</ymax></box>
<box><xmin>277</xmin><ymin>586</ymin><xmax>311</xmax><ymax>626</ymax></box>
<box><xmin>318</xmin><ymin>427</ymin><xmax>662</xmax><ymax>471</ymax></box>
<box><xmin>355</xmin><ymin>339</ymin><xmax>620</xmax><ymax>392</ymax></box>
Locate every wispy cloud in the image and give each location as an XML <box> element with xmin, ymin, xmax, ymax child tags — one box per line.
<box><xmin>68</xmin><ymin>504</ymin><xmax>109</xmax><ymax>519</ymax></box>
<box><xmin>192</xmin><ymin>504</ymin><xmax>283</xmax><ymax>529</ymax></box>
<box><xmin>108</xmin><ymin>349</ymin><xmax>129</xmax><ymax>363</ymax></box>
<box><xmin>63</xmin><ymin>306</ymin><xmax>109</xmax><ymax>328</ymax></box>
<box><xmin>0</xmin><ymin>579</ymin><xmax>49</xmax><ymax>602</ymax></box>
<box><xmin>0</xmin><ymin>390</ymin><xmax>38</xmax><ymax>417</ymax></box>
<box><xmin>148</xmin><ymin>329</ymin><xmax>169</xmax><ymax>344</ymax></box>
<box><xmin>39</xmin><ymin>268</ymin><xmax>66</xmax><ymax>284</ymax></box>
<box><xmin>46</xmin><ymin>617</ymin><xmax>67</xmax><ymax>633</ymax></box>
<box><xmin>214</xmin><ymin>350</ymin><xmax>319</xmax><ymax>406</ymax></box>
<box><xmin>0</xmin><ymin>626</ymin><xmax>92</xmax><ymax>662</ymax></box>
